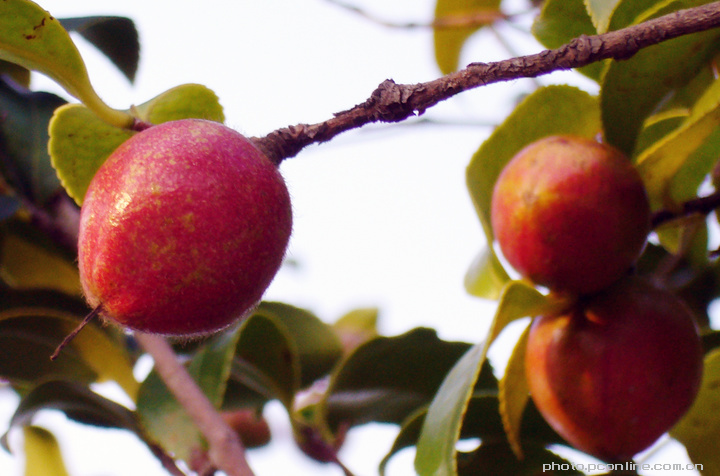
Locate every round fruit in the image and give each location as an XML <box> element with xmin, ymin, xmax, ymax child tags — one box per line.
<box><xmin>525</xmin><ymin>277</ymin><xmax>703</xmax><ymax>462</ymax></box>
<box><xmin>221</xmin><ymin>409</ymin><xmax>272</xmax><ymax>448</ymax></box>
<box><xmin>491</xmin><ymin>135</ymin><xmax>650</xmax><ymax>295</ymax></box>
<box><xmin>78</xmin><ymin>119</ymin><xmax>292</xmax><ymax>336</ymax></box>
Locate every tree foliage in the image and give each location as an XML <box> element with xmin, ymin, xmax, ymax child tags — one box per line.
<box><xmin>1</xmin><ymin>0</ymin><xmax>720</xmax><ymax>475</ymax></box>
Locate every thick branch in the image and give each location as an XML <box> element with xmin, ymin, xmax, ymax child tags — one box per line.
<box><xmin>135</xmin><ymin>333</ymin><xmax>255</xmax><ymax>476</ymax></box>
<box><xmin>253</xmin><ymin>1</ymin><xmax>720</xmax><ymax>164</ymax></box>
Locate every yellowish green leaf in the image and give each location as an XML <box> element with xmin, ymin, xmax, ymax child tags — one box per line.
<box><xmin>22</xmin><ymin>426</ymin><xmax>70</xmax><ymax>476</ymax></box>
<box><xmin>498</xmin><ymin>323</ymin><xmax>530</xmax><ymax>460</ymax></box>
<box><xmin>463</xmin><ymin>247</ymin><xmax>510</xmax><ymax>300</ymax></box>
<box><xmin>132</xmin><ymin>83</ymin><xmax>225</xmax><ymax>125</ymax></box>
<box><xmin>637</xmin><ymin>77</ymin><xmax>720</xmax><ymax>210</ymax></box>
<box><xmin>0</xmin><ymin>0</ymin><xmax>132</xmax><ymax>128</ymax></box>
<box><xmin>0</xmin><ymin>232</ymin><xmax>80</xmax><ymax>295</ymax></box>
<box><xmin>433</xmin><ymin>0</ymin><xmax>502</xmax><ymax>74</ymax></box>
<box><xmin>415</xmin><ymin>281</ymin><xmax>567</xmax><ymax>476</ymax></box>
<box><xmin>585</xmin><ymin>0</ymin><xmax>622</xmax><ymax>33</ymax></box>
<box><xmin>671</xmin><ymin>348</ymin><xmax>720</xmax><ymax>474</ymax></box>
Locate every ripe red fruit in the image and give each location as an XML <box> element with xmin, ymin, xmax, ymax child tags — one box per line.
<box><xmin>78</xmin><ymin>119</ymin><xmax>292</xmax><ymax>336</ymax></box>
<box><xmin>491</xmin><ymin>135</ymin><xmax>650</xmax><ymax>295</ymax></box>
<box><xmin>525</xmin><ymin>277</ymin><xmax>703</xmax><ymax>462</ymax></box>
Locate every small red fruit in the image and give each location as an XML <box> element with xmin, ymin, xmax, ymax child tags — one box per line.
<box><xmin>491</xmin><ymin>135</ymin><xmax>650</xmax><ymax>295</ymax></box>
<box><xmin>525</xmin><ymin>277</ymin><xmax>703</xmax><ymax>461</ymax></box>
<box><xmin>78</xmin><ymin>119</ymin><xmax>292</xmax><ymax>336</ymax></box>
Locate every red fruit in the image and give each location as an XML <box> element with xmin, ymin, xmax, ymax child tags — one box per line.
<box><xmin>221</xmin><ymin>409</ymin><xmax>272</xmax><ymax>448</ymax></box>
<box><xmin>491</xmin><ymin>135</ymin><xmax>650</xmax><ymax>295</ymax></box>
<box><xmin>525</xmin><ymin>277</ymin><xmax>703</xmax><ymax>462</ymax></box>
<box><xmin>78</xmin><ymin>119</ymin><xmax>292</xmax><ymax>336</ymax></box>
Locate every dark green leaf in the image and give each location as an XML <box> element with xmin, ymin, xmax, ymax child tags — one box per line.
<box><xmin>456</xmin><ymin>441</ymin><xmax>583</xmax><ymax>475</ymax></box>
<box><xmin>60</xmin><ymin>17</ymin><xmax>139</xmax><ymax>83</ymax></box>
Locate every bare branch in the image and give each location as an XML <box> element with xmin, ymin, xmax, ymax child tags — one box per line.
<box><xmin>135</xmin><ymin>333</ymin><xmax>255</xmax><ymax>476</ymax></box>
<box><xmin>253</xmin><ymin>1</ymin><xmax>720</xmax><ymax>164</ymax></box>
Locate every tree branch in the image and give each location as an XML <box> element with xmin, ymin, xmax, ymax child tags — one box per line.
<box><xmin>253</xmin><ymin>1</ymin><xmax>720</xmax><ymax>164</ymax></box>
<box><xmin>135</xmin><ymin>333</ymin><xmax>255</xmax><ymax>476</ymax></box>
<box><xmin>652</xmin><ymin>190</ymin><xmax>720</xmax><ymax>229</ymax></box>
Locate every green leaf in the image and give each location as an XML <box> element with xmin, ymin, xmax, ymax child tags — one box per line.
<box><xmin>601</xmin><ymin>2</ymin><xmax>720</xmax><ymax>156</ymax></box>
<box><xmin>607</xmin><ymin>0</ymin><xmax>677</xmax><ymax>31</ymax></box>
<box><xmin>585</xmin><ymin>0</ymin><xmax>622</xmax><ymax>33</ymax></box>
<box><xmin>22</xmin><ymin>426</ymin><xmax>70</xmax><ymax>476</ymax></box>
<box><xmin>415</xmin><ymin>281</ymin><xmax>567</xmax><ymax>476</ymax></box>
<box><xmin>0</xmin><ymin>0</ymin><xmax>132</xmax><ymax>128</ymax></box>
<box><xmin>465</xmin><ymin>86</ymin><xmax>600</xmax><ymax>298</ymax></box>
<box><xmin>0</xmin><ymin>78</ymin><xmax>66</xmax><ymax>204</ymax></box>
<box><xmin>671</xmin><ymin>348</ymin><xmax>720</xmax><ymax>474</ymax></box>
<box><xmin>0</xmin><ymin>305</ymin><xmax>138</xmax><ymax>399</ymax></box>
<box><xmin>132</xmin><ymin>83</ymin><xmax>225</xmax><ymax>125</ymax></box>
<box><xmin>433</xmin><ymin>0</ymin><xmax>501</xmax><ymax>74</ymax></box>
<box><xmin>333</xmin><ymin>307</ymin><xmax>380</xmax><ymax>354</ymax></box>
<box><xmin>224</xmin><ymin>311</ymin><xmax>300</xmax><ymax>410</ymax></box>
<box><xmin>637</xmin><ymin>76</ymin><xmax>720</xmax><ymax>210</ymax></box>
<box><xmin>456</xmin><ymin>441</ymin><xmax>583</xmax><ymax>475</ymax></box>
<box><xmin>531</xmin><ymin>0</ymin><xmax>603</xmax><ymax>80</ymax></box>
<box><xmin>137</xmin><ymin>328</ymin><xmax>240</xmax><ymax>462</ymax></box>
<box><xmin>60</xmin><ymin>16</ymin><xmax>139</xmax><ymax>83</ymax></box>
<box><xmin>498</xmin><ymin>323</ymin><xmax>530</xmax><ymax>459</ymax></box>
<box><xmin>322</xmin><ymin>328</ymin><xmax>476</xmax><ymax>433</ymax></box>
<box><xmin>49</xmin><ymin>84</ymin><xmax>225</xmax><ymax>205</ymax></box>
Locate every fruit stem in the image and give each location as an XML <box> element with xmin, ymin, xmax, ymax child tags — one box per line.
<box><xmin>50</xmin><ymin>305</ymin><xmax>102</xmax><ymax>361</ymax></box>
<box><xmin>135</xmin><ymin>333</ymin><xmax>255</xmax><ymax>476</ymax></box>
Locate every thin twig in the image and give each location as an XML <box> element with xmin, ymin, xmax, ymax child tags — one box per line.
<box><xmin>135</xmin><ymin>333</ymin><xmax>255</xmax><ymax>476</ymax></box>
<box><xmin>651</xmin><ymin>189</ymin><xmax>720</xmax><ymax>229</ymax></box>
<box><xmin>253</xmin><ymin>1</ymin><xmax>720</xmax><ymax>164</ymax></box>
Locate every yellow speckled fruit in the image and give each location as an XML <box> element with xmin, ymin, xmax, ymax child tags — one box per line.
<box><xmin>78</xmin><ymin>119</ymin><xmax>292</xmax><ymax>336</ymax></box>
<box><xmin>525</xmin><ymin>277</ymin><xmax>703</xmax><ymax>462</ymax></box>
<box><xmin>491</xmin><ymin>135</ymin><xmax>650</xmax><ymax>295</ymax></box>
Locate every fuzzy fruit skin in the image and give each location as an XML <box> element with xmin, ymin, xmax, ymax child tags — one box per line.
<box><xmin>525</xmin><ymin>277</ymin><xmax>703</xmax><ymax>462</ymax></box>
<box><xmin>78</xmin><ymin>119</ymin><xmax>292</xmax><ymax>336</ymax></box>
<box><xmin>491</xmin><ymin>135</ymin><xmax>650</xmax><ymax>295</ymax></box>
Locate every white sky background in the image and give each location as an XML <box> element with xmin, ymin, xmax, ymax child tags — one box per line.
<box><xmin>0</xmin><ymin>0</ymin><xmax>699</xmax><ymax>475</ymax></box>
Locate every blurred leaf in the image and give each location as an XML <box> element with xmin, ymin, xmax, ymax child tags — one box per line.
<box><xmin>225</xmin><ymin>311</ymin><xmax>300</xmax><ymax>410</ymax></box>
<box><xmin>333</xmin><ymin>307</ymin><xmax>379</xmax><ymax>355</ymax></box>
<box><xmin>585</xmin><ymin>0</ymin><xmax>622</xmax><ymax>33</ymax></box>
<box><xmin>0</xmin><ymin>60</ymin><xmax>30</xmax><ymax>87</ymax></box>
<box><xmin>498</xmin><ymin>323</ymin><xmax>530</xmax><ymax>459</ymax></box>
<box><xmin>637</xmin><ymin>76</ymin><xmax>720</xmax><ymax>210</ymax></box>
<box><xmin>0</xmin><ymin>195</ymin><xmax>20</xmax><ymax>222</ymax></box>
<box><xmin>0</xmin><ymin>306</ymin><xmax>137</xmax><ymax>398</ymax></box>
<box><xmin>607</xmin><ymin>0</ymin><xmax>677</xmax><ymax>31</ymax></box>
<box><xmin>465</xmin><ymin>86</ymin><xmax>600</xmax><ymax>298</ymax></box>
<box><xmin>601</xmin><ymin>2</ymin><xmax>720</xmax><ymax>156</ymax></box>
<box><xmin>0</xmin><ymin>230</ymin><xmax>80</xmax><ymax>295</ymax></box>
<box><xmin>463</xmin><ymin>247</ymin><xmax>510</xmax><ymax>300</ymax></box>
<box><xmin>456</xmin><ymin>441</ymin><xmax>583</xmax><ymax>475</ymax></box>
<box><xmin>433</xmin><ymin>0</ymin><xmax>502</xmax><ymax>74</ymax></box>
<box><xmin>138</xmin><ymin>328</ymin><xmax>240</xmax><ymax>462</ymax></box>
<box><xmin>132</xmin><ymin>83</ymin><xmax>225</xmax><ymax>125</ymax></box>
<box><xmin>0</xmin><ymin>77</ymin><xmax>66</xmax><ymax>203</ymax></box>
<box><xmin>256</xmin><ymin>302</ymin><xmax>343</xmax><ymax>388</ymax></box>
<box><xmin>531</xmin><ymin>0</ymin><xmax>603</xmax><ymax>80</ymax></box>
<box><xmin>21</xmin><ymin>426</ymin><xmax>70</xmax><ymax>476</ymax></box>
<box><xmin>49</xmin><ymin>84</ymin><xmax>224</xmax><ymax>205</ymax></box>
<box><xmin>60</xmin><ymin>16</ymin><xmax>139</xmax><ymax>83</ymax></box>
<box><xmin>0</xmin><ymin>0</ymin><xmax>132</xmax><ymax>128</ymax></box>
<box><xmin>671</xmin><ymin>348</ymin><xmax>720</xmax><ymax>474</ymax></box>
<box><xmin>415</xmin><ymin>281</ymin><xmax>567</xmax><ymax>476</ymax></box>
<box><xmin>322</xmin><ymin>328</ymin><xmax>474</xmax><ymax>433</ymax></box>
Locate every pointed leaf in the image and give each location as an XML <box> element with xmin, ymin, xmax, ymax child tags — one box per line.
<box><xmin>21</xmin><ymin>426</ymin><xmax>70</xmax><ymax>476</ymax></box>
<box><xmin>132</xmin><ymin>83</ymin><xmax>225</xmax><ymax>125</ymax></box>
<box><xmin>415</xmin><ymin>281</ymin><xmax>567</xmax><ymax>476</ymax></box>
<box><xmin>601</xmin><ymin>2</ymin><xmax>720</xmax><ymax>155</ymax></box>
<box><xmin>433</xmin><ymin>0</ymin><xmax>502</xmax><ymax>74</ymax></box>
<box><xmin>0</xmin><ymin>0</ymin><xmax>132</xmax><ymax>128</ymax></box>
<box><xmin>465</xmin><ymin>86</ymin><xmax>600</xmax><ymax>298</ymax></box>
<box><xmin>463</xmin><ymin>247</ymin><xmax>510</xmax><ymax>300</ymax></box>
<box><xmin>498</xmin><ymin>323</ymin><xmax>530</xmax><ymax>459</ymax></box>
<box><xmin>0</xmin><ymin>77</ymin><xmax>66</xmax><ymax>203</ymax></box>
<box><xmin>60</xmin><ymin>16</ymin><xmax>139</xmax><ymax>83</ymax></box>
<box><xmin>671</xmin><ymin>348</ymin><xmax>720</xmax><ymax>474</ymax></box>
